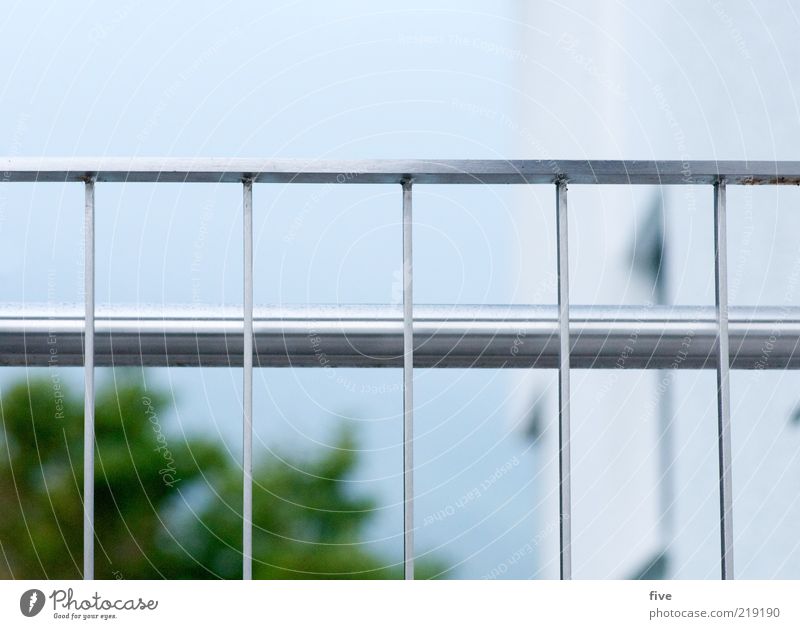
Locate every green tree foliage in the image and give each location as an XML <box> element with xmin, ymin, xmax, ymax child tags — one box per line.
<box><xmin>0</xmin><ymin>373</ymin><xmax>430</xmax><ymax>579</ymax></box>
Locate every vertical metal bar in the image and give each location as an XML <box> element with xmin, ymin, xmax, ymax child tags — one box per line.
<box><xmin>242</xmin><ymin>179</ymin><xmax>254</xmax><ymax>580</ymax></box>
<box><xmin>83</xmin><ymin>178</ymin><xmax>95</xmax><ymax>580</ymax></box>
<box><xmin>714</xmin><ymin>179</ymin><xmax>734</xmax><ymax>579</ymax></box>
<box><xmin>556</xmin><ymin>180</ymin><xmax>572</xmax><ymax>580</ymax></box>
<box><xmin>402</xmin><ymin>179</ymin><xmax>414</xmax><ymax>580</ymax></box>
<box><xmin>657</xmin><ymin>370</ymin><xmax>676</xmax><ymax>560</ymax></box>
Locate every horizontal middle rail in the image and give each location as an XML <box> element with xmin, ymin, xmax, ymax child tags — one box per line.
<box><xmin>2</xmin><ymin>304</ymin><xmax>798</xmax><ymax>369</ymax></box>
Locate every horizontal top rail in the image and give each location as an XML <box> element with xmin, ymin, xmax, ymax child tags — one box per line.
<box><xmin>2</xmin><ymin>158</ymin><xmax>800</xmax><ymax>184</ymax></box>
<box><xmin>3</xmin><ymin>303</ymin><xmax>799</xmax><ymax>369</ymax></box>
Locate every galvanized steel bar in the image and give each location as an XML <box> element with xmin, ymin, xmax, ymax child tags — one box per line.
<box><xmin>714</xmin><ymin>180</ymin><xmax>735</xmax><ymax>580</ymax></box>
<box><xmin>402</xmin><ymin>180</ymin><xmax>414</xmax><ymax>580</ymax></box>
<box><xmin>1</xmin><ymin>158</ymin><xmax>800</xmax><ymax>185</ymax></box>
<box><xmin>242</xmin><ymin>179</ymin><xmax>254</xmax><ymax>580</ymax></box>
<box><xmin>83</xmin><ymin>178</ymin><xmax>95</xmax><ymax>580</ymax></box>
<box><xmin>556</xmin><ymin>180</ymin><xmax>572</xmax><ymax>580</ymax></box>
<box><xmin>2</xmin><ymin>304</ymin><xmax>800</xmax><ymax>369</ymax></box>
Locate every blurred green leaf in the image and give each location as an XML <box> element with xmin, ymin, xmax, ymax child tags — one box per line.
<box><xmin>0</xmin><ymin>372</ymin><xmax>442</xmax><ymax>579</ymax></box>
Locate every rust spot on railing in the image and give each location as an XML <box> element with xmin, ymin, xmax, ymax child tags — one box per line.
<box><xmin>738</xmin><ymin>175</ymin><xmax>800</xmax><ymax>185</ymax></box>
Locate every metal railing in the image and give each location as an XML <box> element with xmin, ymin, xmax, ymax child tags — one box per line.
<box><xmin>3</xmin><ymin>157</ymin><xmax>800</xmax><ymax>581</ymax></box>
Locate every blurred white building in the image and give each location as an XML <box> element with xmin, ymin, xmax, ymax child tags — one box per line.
<box><xmin>512</xmin><ymin>1</ymin><xmax>800</xmax><ymax>579</ymax></box>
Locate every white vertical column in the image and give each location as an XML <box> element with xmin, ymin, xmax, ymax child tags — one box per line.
<box><xmin>243</xmin><ymin>179</ymin><xmax>254</xmax><ymax>580</ymax></box>
<box><xmin>556</xmin><ymin>180</ymin><xmax>572</xmax><ymax>580</ymax></box>
<box><xmin>714</xmin><ymin>180</ymin><xmax>734</xmax><ymax>580</ymax></box>
<box><xmin>83</xmin><ymin>178</ymin><xmax>95</xmax><ymax>580</ymax></box>
<box><xmin>402</xmin><ymin>179</ymin><xmax>414</xmax><ymax>580</ymax></box>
